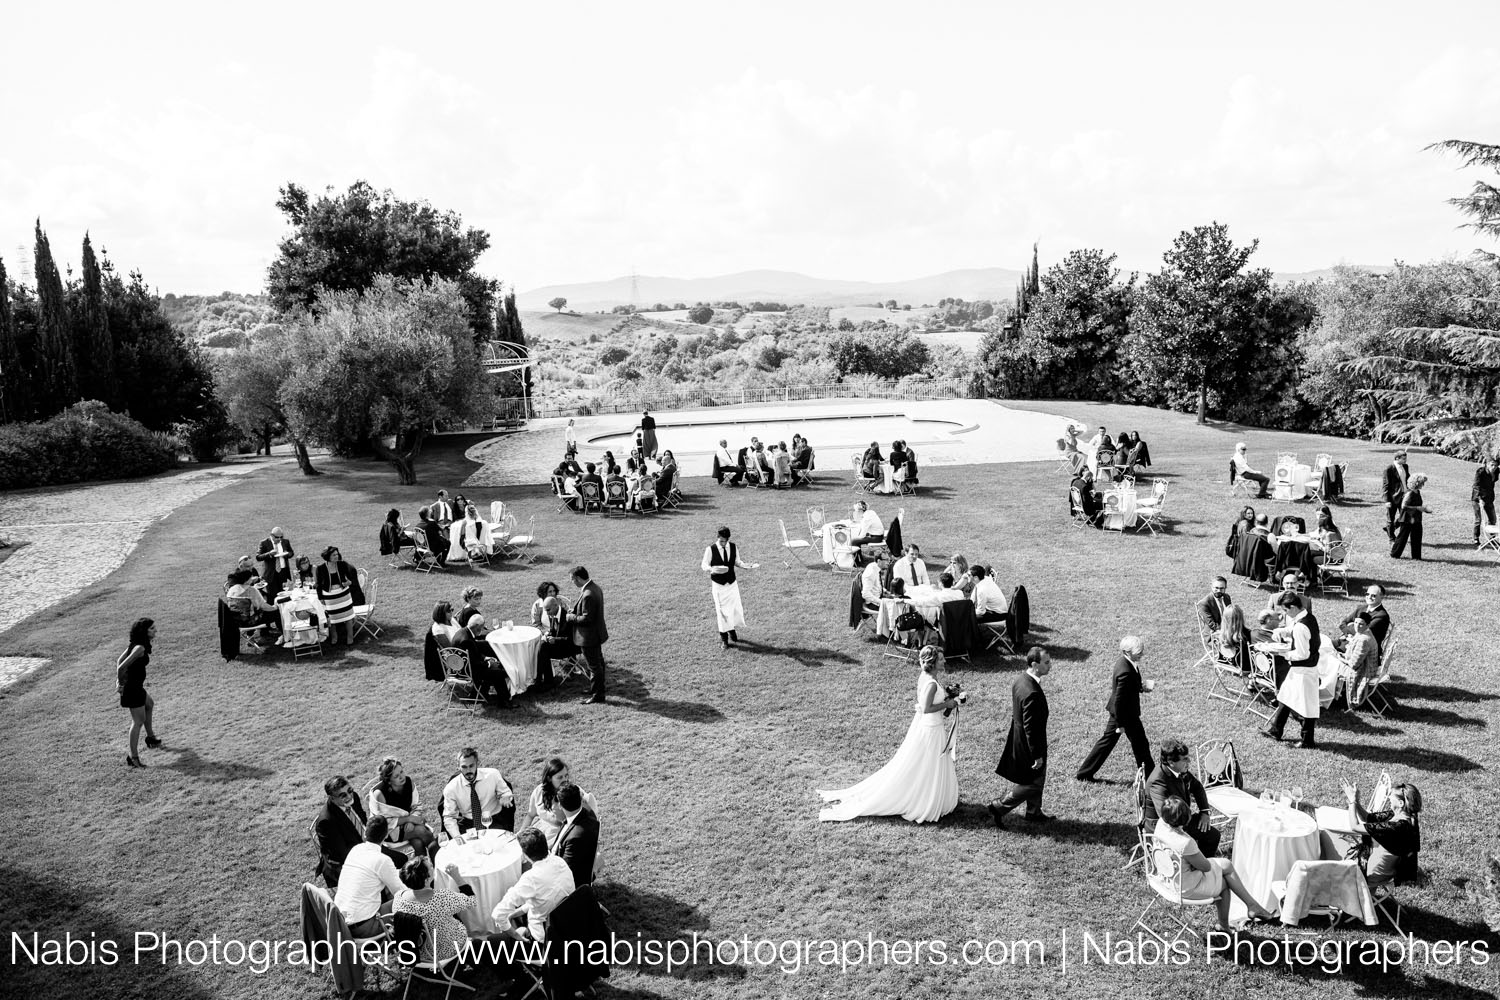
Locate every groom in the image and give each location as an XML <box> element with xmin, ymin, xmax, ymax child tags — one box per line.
<box><xmin>989</xmin><ymin>647</ymin><xmax>1053</xmax><ymax>827</ymax></box>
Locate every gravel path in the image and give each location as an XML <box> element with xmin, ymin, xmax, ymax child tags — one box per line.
<box><xmin>0</xmin><ymin>463</ymin><xmax>274</xmax><ymax>686</ymax></box>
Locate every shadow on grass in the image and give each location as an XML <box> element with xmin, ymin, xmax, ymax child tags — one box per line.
<box><xmin>765</xmin><ymin>644</ymin><xmax>860</xmax><ymax>667</ymax></box>
<box><xmin>1391</xmin><ymin>683</ymin><xmax>1500</xmax><ymax>705</ymax></box>
<box><xmin>606</xmin><ymin>663</ymin><xmax>726</xmax><ymax>723</ymax></box>
<box><xmin>0</xmin><ymin>865</ymin><xmax>223</xmax><ymax>1000</ymax></box>
<box><xmin>1317</xmin><ymin>743</ymin><xmax>1485</xmax><ymax>773</ymax></box>
<box><xmin>594</xmin><ymin>882</ymin><xmax>748</xmax><ymax>983</ymax></box>
<box><xmin>1316</xmin><ymin>713</ymin><xmax>1403</xmax><ymax>736</ymax></box>
<box><xmin>151</xmin><ymin>747</ymin><xmax>275</xmax><ymax>782</ymax></box>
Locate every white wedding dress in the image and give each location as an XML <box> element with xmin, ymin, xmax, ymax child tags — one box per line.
<box><xmin>818</xmin><ymin>673</ymin><xmax>959</xmax><ymax>823</ymax></box>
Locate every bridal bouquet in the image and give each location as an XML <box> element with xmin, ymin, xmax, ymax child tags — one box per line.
<box><xmin>943</xmin><ymin>681</ymin><xmax>967</xmax><ymax>716</ymax></box>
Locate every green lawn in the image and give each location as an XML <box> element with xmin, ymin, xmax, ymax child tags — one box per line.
<box><xmin>2</xmin><ymin>400</ymin><xmax>1496</xmax><ymax>1000</ymax></box>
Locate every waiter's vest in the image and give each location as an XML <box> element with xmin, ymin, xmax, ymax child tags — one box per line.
<box><xmin>1291</xmin><ymin>614</ymin><xmax>1321</xmax><ymax>667</ymax></box>
<box><xmin>708</xmin><ymin>542</ymin><xmax>737</xmax><ymax>586</ymax></box>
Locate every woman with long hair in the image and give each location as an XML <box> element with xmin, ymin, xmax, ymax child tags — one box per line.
<box><xmin>516</xmin><ymin>757</ymin><xmax>601</xmax><ymax>843</ymax></box>
<box><xmin>1343</xmin><ymin>780</ymin><xmax>1423</xmax><ymax>886</ymax></box>
<box><xmin>1217</xmin><ymin>603</ymin><xmax>1247</xmax><ymax>669</ymax></box>
<box><xmin>818</xmin><ymin>645</ymin><xmax>960</xmax><ymax>823</ymax></box>
<box><xmin>369</xmin><ymin>757</ymin><xmax>437</xmax><ymax>858</ymax></box>
<box><xmin>117</xmin><ymin>618</ymin><xmax>160</xmax><ymax>768</ymax></box>
<box><xmin>944</xmin><ymin>553</ymin><xmax>974</xmax><ymax>597</ymax></box>
<box><xmin>315</xmin><ymin>545</ymin><xmax>363</xmax><ymax>646</ymax></box>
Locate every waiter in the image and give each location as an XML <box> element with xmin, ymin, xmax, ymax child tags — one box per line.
<box><xmin>1260</xmin><ymin>592</ymin><xmax>1320</xmax><ymax>749</ymax></box>
<box><xmin>702</xmin><ymin>526</ymin><xmax>758</xmax><ymax>650</ymax></box>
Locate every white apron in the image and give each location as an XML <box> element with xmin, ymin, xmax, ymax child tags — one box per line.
<box><xmin>1278</xmin><ymin>665</ymin><xmax>1321</xmax><ymax>718</ymax></box>
<box><xmin>711</xmin><ymin>582</ymin><xmax>745</xmax><ymax>632</ymax></box>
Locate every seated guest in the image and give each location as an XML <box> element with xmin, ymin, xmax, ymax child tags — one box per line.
<box><xmin>332</xmin><ymin>817</ymin><xmax>405</xmax><ymax>936</ymax></box>
<box><xmin>431</xmin><ymin>601</ymin><xmax>457</xmax><ymax>643</ymax></box>
<box><xmin>440</xmin><ymin>748</ymin><xmax>515</xmax><ymax>839</ymax></box>
<box><xmin>860</xmin><ymin>441</ymin><xmax>883</xmax><ymax>480</ymax></box>
<box><xmin>1225</xmin><ymin>505</ymin><xmax>1257</xmax><ymax>558</ymax></box>
<box><xmin>944</xmin><ymin>553</ymin><xmax>975</xmax><ymax>596</ymax></box>
<box><xmin>1218</xmin><ymin>603</ymin><xmax>1248</xmax><ymax>668</ymax></box>
<box><xmin>753</xmin><ymin>444</ymin><xmax>774</xmax><ymax>487</ymax></box>
<box><xmin>635</xmin><ymin>468</ymin><xmax>658</xmax><ymax>510</ymax></box>
<box><xmin>1070</xmin><ymin>469</ymin><xmax>1102</xmax><ymax>524</ymax></box>
<box><xmin>850</xmin><ymin>500</ymin><xmax>885</xmax><ymax>547</ymax></box>
<box><xmin>1154</xmin><ymin>797</ymin><xmax>1276</xmax><ymax>931</ymax></box>
<box><xmin>1338</xmin><ymin>585</ymin><xmax>1392</xmax><ymax>655</ymax></box>
<box><xmin>531</xmin><ymin>582</ymin><xmax>562</xmax><ymax>627</ymax></box>
<box><xmin>293</xmin><ymin>555</ymin><xmax>317</xmax><ymax>590</ymax></box>
<box><xmin>434</xmin><ymin>602</ymin><xmax>509</xmax><ymax>708</ymax></box>
<box><xmin>791</xmin><ymin>435</ymin><xmax>814</xmax><ymax>484</ymax></box>
<box><xmin>713</xmin><ymin>439</ymin><xmax>742</xmax><ymax>485</ymax></box>
<box><xmin>535</xmin><ymin>596</ymin><xmax>576</xmax><ymax>686</ymax></box>
<box><xmin>561</xmin><ymin>455</ymin><xmax>582</xmax><ymax>477</ymax></box>
<box><xmin>315</xmin><ymin>774</ymin><xmax>408</xmax><ymax>888</ymax></box>
<box><xmin>773</xmin><ymin>442</ymin><xmax>793</xmax><ymax>487</ymax></box>
<box><xmin>601</xmin><ymin>451</ymin><xmax>619</xmax><ymax>476</ymax></box>
<box><xmin>888</xmin><ymin>440</ymin><xmax>909</xmax><ymax>480</ymax></box>
<box><xmin>1231</xmin><ymin>443</ymin><xmax>1271</xmax><ymax>499</ymax></box>
<box><xmin>232</xmin><ymin>554</ymin><xmax>263</xmax><ymax>587</ymax></box>
<box><xmin>970</xmin><ymin>564</ymin><xmax>1008</xmax><ymax>623</ymax></box>
<box><xmin>379</xmin><ymin>509</ymin><xmax>409</xmax><ymax>558</ymax></box>
<box><xmin>491</xmin><ymin>829</ymin><xmax>574</xmax><ymax>943</ymax></box>
<box><xmin>368</xmin><ymin>756</ymin><xmax>437</xmax><ymax>859</ymax></box>
<box><xmin>417</xmin><ymin>507</ymin><xmax>450</xmax><ymax>567</ymax></box>
<box><xmin>739</xmin><ymin>445</ymin><xmax>761</xmax><ymax>487</ymax></box>
<box><xmin>578</xmin><ymin>463</ymin><xmax>604</xmax><ymax>498</ymax></box>
<box><xmin>1313</xmin><ymin>506</ymin><xmax>1345</xmax><ymax>565</ymax></box>
<box><xmin>1249</xmin><ymin>514</ymin><xmax>1271</xmax><ymax>537</ymax></box>
<box><xmin>891</xmin><ymin>543</ymin><xmax>930</xmax><ymax>588</ymax></box>
<box><xmin>859</xmin><ymin>553</ymin><xmax>889</xmax><ymax>610</ymax></box>
<box><xmin>1343</xmin><ymin>780</ymin><xmax>1422</xmax><ymax>886</ymax></box>
<box><xmin>256</xmin><ymin>527</ymin><xmax>295</xmax><ymax>597</ymax></box>
<box><xmin>431</xmin><ymin>490</ymin><xmax>456</xmax><ymax>527</ymax></box>
<box><xmin>1195</xmin><ymin>576</ymin><xmax>1231</xmax><ymax>630</ymax></box>
<box><xmin>518</xmin><ymin>758</ymin><xmax>601</xmax><ymax>844</ymax></box>
<box><xmin>1129</xmin><ymin>430</ymin><xmax>1152</xmax><ymax>468</ymax></box>
<box><xmin>455</xmin><ymin>505</ymin><xmax>489</xmax><ymax>556</ymax></box>
<box><xmin>660</xmin><ymin>449</ymin><xmax>679</xmax><ymax>481</ymax></box>
<box><xmin>655</xmin><ymin>463</ymin><xmax>677</xmax><ymax>504</ymax></box>
<box><xmin>451</xmin><ymin>494</ymin><xmax>472</xmax><ymax>523</ymax></box>
<box><xmin>1250</xmin><ymin>608</ymin><xmax>1280</xmax><ymax>644</ymax></box>
<box><xmin>553</xmin><ymin>782</ymin><xmax>601</xmax><ymax>886</ymax></box>
<box><xmin>934</xmin><ymin>572</ymin><xmax>967</xmax><ymax>601</ymax></box>
<box><xmin>1265</xmin><ymin>570</ymin><xmax>1313</xmax><ymax>618</ymax></box>
<box><xmin>392</xmin><ymin>858</ymin><xmax>476</xmax><ymax>968</ymax></box>
<box><xmin>1143</xmin><ymin>740</ymin><xmax>1221</xmax><ymax>857</ymax></box>
<box><xmin>603</xmin><ymin>465</ymin><xmax>627</xmax><ymax>503</ymax></box>
<box><xmin>225</xmin><ymin>569</ymin><xmax>278</xmax><ymax>630</ymax></box>
<box><xmin>1339</xmin><ymin>617</ymin><xmax>1381</xmax><ymax>707</ymax></box>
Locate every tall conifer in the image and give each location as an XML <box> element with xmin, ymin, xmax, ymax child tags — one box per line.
<box><xmin>78</xmin><ymin>233</ymin><xmax>115</xmax><ymax>405</ymax></box>
<box><xmin>34</xmin><ymin>221</ymin><xmax>76</xmax><ymax>410</ymax></box>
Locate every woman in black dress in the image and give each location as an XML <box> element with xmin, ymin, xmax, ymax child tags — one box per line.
<box><xmin>117</xmin><ymin>618</ymin><xmax>161</xmax><ymax>768</ymax></box>
<box><xmin>639</xmin><ymin>408</ymin><xmax>659</xmax><ymax>458</ymax></box>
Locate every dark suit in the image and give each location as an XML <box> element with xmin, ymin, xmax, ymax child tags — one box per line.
<box><xmin>553</xmin><ymin>807</ymin><xmax>600</xmax><ymax>885</ymax></box>
<box><xmin>1341</xmin><ymin>604</ymin><xmax>1391</xmax><ymax>655</ymax></box>
<box><xmin>1076</xmin><ymin>655</ymin><xmax>1152</xmax><ymax>780</ymax></box>
<box><xmin>1195</xmin><ymin>593</ymin><xmax>1231</xmax><ymax>630</ymax></box>
<box><xmin>420</xmin><ymin>518</ymin><xmax>450</xmax><ymax>566</ymax></box>
<box><xmin>256</xmin><ymin>536</ymin><xmax>294</xmax><ymax>596</ymax></box>
<box><xmin>1382</xmin><ymin>462</ymin><xmax>1408</xmax><ymax>537</ymax></box>
<box><xmin>572</xmin><ymin>580</ymin><xmax>608</xmax><ymax>699</ymax></box>
<box><xmin>314</xmin><ymin>798</ymin><xmax>408</xmax><ymax>887</ymax></box>
<box><xmin>994</xmin><ymin>671</ymin><xmax>1049</xmax><ymax>815</ymax></box>
<box><xmin>537</xmin><ymin>607</ymin><xmax>578</xmax><ymax>684</ymax></box>
<box><xmin>1473</xmin><ymin>465</ymin><xmax>1497</xmax><ymax>541</ymax></box>
<box><xmin>1143</xmin><ymin>765</ymin><xmax>1221</xmax><ymax>857</ymax></box>
<box><xmin>1390</xmin><ymin>487</ymin><xmax>1425</xmax><ymax>559</ymax></box>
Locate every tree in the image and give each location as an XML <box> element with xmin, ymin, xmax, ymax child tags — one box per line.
<box><xmin>105</xmin><ymin>266</ymin><xmax>221</xmax><ymax>432</ymax></box>
<box><xmin>1124</xmin><ymin>223</ymin><xmax>1274</xmax><ymax>423</ymax></box>
<box><xmin>0</xmin><ymin>257</ymin><xmax>26</xmax><ymax>423</ymax></box>
<box><xmin>267</xmin><ymin>181</ymin><xmax>498</xmax><ymax>338</ymax></box>
<box><xmin>216</xmin><ymin>324</ymin><xmax>306</xmax><ymax>464</ymax></box>
<box><xmin>33</xmin><ymin>221</ymin><xmax>76</xmax><ymax>411</ymax></box>
<box><xmin>827</xmin><ymin>327</ymin><xmax>931</xmax><ymax>380</ymax></box>
<box><xmin>280</xmin><ymin>276</ymin><xmax>488</xmax><ymax>484</ymax></box>
<box><xmin>688</xmin><ymin>304</ymin><xmax>715</xmax><ymax>325</ymax></box>
<box><xmin>1428</xmin><ymin>139</ymin><xmax>1500</xmax><ymax>261</ymax></box>
<box><xmin>73</xmin><ymin>233</ymin><xmax>116</xmax><ymax>408</ymax></box>
<box><xmin>548</xmin><ymin>297</ymin><xmax>567</xmax><ymax>312</ymax></box>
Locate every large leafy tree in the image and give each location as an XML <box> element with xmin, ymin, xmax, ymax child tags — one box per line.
<box><xmin>1124</xmin><ymin>222</ymin><xmax>1276</xmax><ymax>423</ymax></box>
<box><xmin>280</xmin><ymin>276</ymin><xmax>488</xmax><ymax>484</ymax></box>
<box><xmin>216</xmin><ymin>323</ymin><xmax>316</xmax><ymax>469</ymax></box>
<box><xmin>1013</xmin><ymin>249</ymin><xmax>1135</xmax><ymax>400</ymax></box>
<box><xmin>1343</xmin><ymin>141</ymin><xmax>1500</xmax><ymax>458</ymax></box>
<box><xmin>105</xmin><ymin>266</ymin><xmax>220</xmax><ymax>432</ymax></box>
<box><xmin>268</xmin><ymin>181</ymin><xmax>498</xmax><ymax>338</ymax></box>
<box><xmin>827</xmin><ymin>326</ymin><xmax>931</xmax><ymax>380</ymax></box>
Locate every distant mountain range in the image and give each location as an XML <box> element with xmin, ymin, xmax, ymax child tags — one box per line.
<box><xmin>517</xmin><ymin>268</ymin><xmax>1025</xmax><ymax>310</ymax></box>
<box><xmin>518</xmin><ymin>264</ymin><xmax>1391</xmax><ymax>310</ymax></box>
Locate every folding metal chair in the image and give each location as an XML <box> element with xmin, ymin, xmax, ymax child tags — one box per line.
<box><xmin>351</xmin><ymin>579</ymin><xmax>382</xmax><ymax>640</ymax></box>
<box><xmin>1357</xmin><ymin>635</ymin><xmax>1398</xmax><ymax>717</ymax></box>
<box><xmin>1272</xmin><ymin>861</ymin><xmax>1366</xmax><ymax>929</ymax></box>
<box><xmin>851</xmin><ymin>453</ymin><xmax>875</xmax><ymax>493</ymax></box>
<box><xmin>438</xmin><ymin>647</ymin><xmax>484</xmax><ymax>714</ymax></box>
<box><xmin>979</xmin><ymin>617</ymin><xmax>1013</xmax><ymax>655</ymax></box>
<box><xmin>1478</xmin><ymin>518</ymin><xmax>1500</xmax><ymax>554</ymax></box>
<box><xmin>1371</xmin><ymin>883</ymin><xmax>1405</xmax><ymax>933</ymax></box>
<box><xmin>807</xmin><ymin>506</ymin><xmax>826</xmax><ymax>541</ymax></box>
<box><xmin>1133</xmin><ymin>837</ymin><xmax>1221</xmax><ymax>945</ymax></box>
<box><xmin>1242</xmin><ymin>649</ymin><xmax>1279</xmax><ymax>722</ymax></box>
<box><xmin>551</xmin><ymin>475</ymin><xmax>576</xmax><ymax>514</ymax></box>
<box><xmin>1069</xmin><ymin>488</ymin><xmax>1092</xmax><ymax>529</ymax></box>
<box><xmin>882</xmin><ymin>602</ymin><xmax>923</xmax><ymax>661</ymax></box>
<box><xmin>1228</xmin><ymin>461</ymin><xmax>1257</xmax><ymax>498</ymax></box>
<box><xmin>779</xmin><ymin>519</ymin><xmax>813</xmax><ymax>567</ymax></box>
<box><xmin>505</xmin><ymin>517</ymin><xmax>538</xmax><ymax>566</ymax></box>
<box><xmin>1319</xmin><ymin>533</ymin><xmax>1352</xmax><ymax>594</ymax></box>
<box><xmin>826</xmin><ymin>523</ymin><xmax>857</xmax><ymax>576</ymax></box>
<box><xmin>1122</xmin><ymin>765</ymin><xmax>1149</xmax><ymax>871</ymax></box>
<box><xmin>602</xmin><ymin>480</ymin><xmax>630</xmax><ymax>516</ymax></box>
<box><xmin>577</xmin><ymin>480</ymin><xmax>604</xmax><ymax>514</ymax></box>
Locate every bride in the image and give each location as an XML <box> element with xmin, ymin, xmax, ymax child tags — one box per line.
<box><xmin>818</xmin><ymin>645</ymin><xmax>960</xmax><ymax>823</ymax></box>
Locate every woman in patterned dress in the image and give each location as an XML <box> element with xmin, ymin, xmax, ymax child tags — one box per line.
<box><xmin>315</xmin><ymin>545</ymin><xmax>364</xmax><ymax>646</ymax></box>
<box><xmin>392</xmin><ymin>858</ymin><xmax>477</xmax><ymax>968</ymax></box>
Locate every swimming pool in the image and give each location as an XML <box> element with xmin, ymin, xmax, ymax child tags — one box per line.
<box><xmin>586</xmin><ymin>413</ymin><xmax>972</xmax><ymax>456</ymax></box>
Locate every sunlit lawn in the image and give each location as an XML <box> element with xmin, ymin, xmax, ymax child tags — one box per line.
<box><xmin>1</xmin><ymin>400</ymin><xmax>1496</xmax><ymax>1000</ymax></box>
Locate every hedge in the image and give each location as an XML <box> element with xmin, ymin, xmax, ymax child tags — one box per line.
<box><xmin>0</xmin><ymin>401</ymin><xmax>179</xmax><ymax>489</ymax></box>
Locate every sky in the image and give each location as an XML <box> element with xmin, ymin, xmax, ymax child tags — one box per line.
<box><xmin>2</xmin><ymin>1</ymin><xmax>1497</xmax><ymax>295</ymax></box>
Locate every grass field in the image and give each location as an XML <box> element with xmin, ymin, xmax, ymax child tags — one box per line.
<box><xmin>523</xmin><ymin>311</ymin><xmax>623</xmax><ymax>343</ymax></box>
<box><xmin>2</xmin><ymin>400</ymin><xmax>1497</xmax><ymax>1000</ymax></box>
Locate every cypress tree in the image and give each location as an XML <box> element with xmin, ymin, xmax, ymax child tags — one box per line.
<box><xmin>34</xmin><ymin>221</ymin><xmax>76</xmax><ymax>411</ymax></box>
<box><xmin>0</xmin><ymin>257</ymin><xmax>20</xmax><ymax>423</ymax></box>
<box><xmin>78</xmin><ymin>233</ymin><xmax>115</xmax><ymax>406</ymax></box>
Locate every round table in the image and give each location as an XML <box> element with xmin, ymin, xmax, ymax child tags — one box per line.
<box><xmin>276</xmin><ymin>588</ymin><xmax>327</xmax><ymax>647</ymax></box>
<box><xmin>486</xmin><ymin>625</ymin><xmax>542</xmax><ymax>695</ymax></box>
<box><xmin>876</xmin><ymin>585</ymin><xmax>943</xmax><ymax>636</ymax></box>
<box><xmin>1102</xmin><ymin>489</ymin><xmax>1138</xmax><ymax>531</ymax></box>
<box><xmin>1229</xmin><ymin>803</ymin><xmax>1320</xmax><ymax>920</ymax></box>
<box><xmin>434</xmin><ymin>830</ymin><xmax>525</xmax><ymax>934</ymax></box>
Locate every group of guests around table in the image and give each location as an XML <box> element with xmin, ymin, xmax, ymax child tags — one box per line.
<box><xmin>382</xmin><ymin>490</ymin><xmax>506</xmax><ymax>567</ymax></box>
<box><xmin>1225</xmin><ymin>504</ymin><xmax>1344</xmax><ymax>584</ymax></box>
<box><xmin>314</xmin><ymin>748</ymin><xmax>602</xmax><ymax>960</ymax></box>
<box><xmin>1140</xmin><ymin>739</ymin><xmax>1420</xmax><ymax>931</ymax></box>
<box><xmin>1197</xmin><ymin>574</ymin><xmax>1393</xmax><ymax>717</ymax></box>
<box><xmin>425</xmin><ymin>569</ymin><xmax>610</xmax><ymax>706</ymax></box>
<box><xmin>222</xmin><ymin>529</ymin><xmax>365</xmax><ymax>646</ymax></box>
<box><xmin>858</xmin><ymin>549</ymin><xmax>1010</xmax><ymax>627</ymax></box>
<box><xmin>713</xmin><ymin>434</ymin><xmax>815</xmax><ymax>487</ymax></box>
<box><xmin>1060</xmin><ymin>424</ymin><xmax>1152</xmax><ymax>481</ymax></box>
<box><xmin>858</xmin><ymin>439</ymin><xmax>919</xmax><ymax>493</ymax></box>
<box><xmin>553</xmin><ymin>449</ymin><xmax>680</xmax><ymax>512</ymax></box>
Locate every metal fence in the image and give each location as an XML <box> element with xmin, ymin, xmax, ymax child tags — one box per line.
<box><xmin>485</xmin><ymin>378</ymin><xmax>969</xmax><ymax>422</ymax></box>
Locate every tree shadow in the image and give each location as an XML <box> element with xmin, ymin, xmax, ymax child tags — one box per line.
<box><xmin>1391</xmin><ymin>682</ymin><xmax>1499</xmax><ymax>705</ymax></box>
<box><xmin>1316</xmin><ymin>713</ymin><xmax>1403</xmax><ymax>736</ymax></box>
<box><xmin>1039</xmin><ymin>643</ymin><xmax>1092</xmax><ymax>663</ymax></box>
<box><xmin>153</xmin><ymin>747</ymin><xmax>275</xmax><ymax>783</ymax></box>
<box><xmin>593</xmin><ymin>882</ymin><xmax>748</xmax><ymax>983</ymax></box>
<box><xmin>759</xmin><ymin>644</ymin><xmax>860</xmax><ymax>667</ymax></box>
<box><xmin>605</xmin><ymin>663</ymin><xmax>726</xmax><ymax>723</ymax></box>
<box><xmin>1316</xmin><ymin>743</ymin><xmax>1485</xmax><ymax>773</ymax></box>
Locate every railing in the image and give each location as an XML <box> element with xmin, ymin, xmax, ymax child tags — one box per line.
<box><xmin>481</xmin><ymin>378</ymin><xmax>969</xmax><ymax>422</ymax></box>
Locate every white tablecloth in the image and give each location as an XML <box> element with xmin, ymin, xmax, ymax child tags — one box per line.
<box><xmin>448</xmin><ymin>520</ymin><xmax>497</xmax><ymax>560</ymax></box>
<box><xmin>434</xmin><ymin>830</ymin><xmax>525</xmax><ymax>934</ymax></box>
<box><xmin>1230</xmin><ymin>804</ymin><xmax>1320</xmax><ymax>920</ymax></box>
<box><xmin>1102</xmin><ymin>489</ymin><xmax>1138</xmax><ymax>531</ymax></box>
<box><xmin>276</xmin><ymin>588</ymin><xmax>327</xmax><ymax>646</ymax></box>
<box><xmin>875</xmin><ymin>585</ymin><xmax>943</xmax><ymax>637</ymax></box>
<box><xmin>486</xmin><ymin>625</ymin><xmax>542</xmax><ymax>695</ymax></box>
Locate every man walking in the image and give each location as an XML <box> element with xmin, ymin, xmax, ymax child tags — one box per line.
<box><xmin>1260</xmin><ymin>593</ymin><xmax>1321</xmax><ymax>749</ymax></box>
<box><xmin>989</xmin><ymin>647</ymin><xmax>1053</xmax><ymax>827</ymax></box>
<box><xmin>1390</xmin><ymin>473</ymin><xmax>1431</xmax><ymax>560</ymax></box>
<box><xmin>1076</xmin><ymin>636</ymin><xmax>1154</xmax><ymax>782</ymax></box>
<box><xmin>570</xmin><ymin>566</ymin><xmax>608</xmax><ymax>704</ymax></box>
<box><xmin>702</xmin><ymin>526</ymin><xmax>758</xmax><ymax>650</ymax></box>
<box><xmin>1472</xmin><ymin>457</ymin><xmax>1497</xmax><ymax>545</ymax></box>
<box><xmin>1382</xmin><ymin>451</ymin><xmax>1410</xmax><ymax>538</ymax></box>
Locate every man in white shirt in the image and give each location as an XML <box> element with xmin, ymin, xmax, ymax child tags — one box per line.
<box><xmin>970</xmin><ymin>564</ymin><xmax>1008</xmax><ymax>623</ymax></box>
<box><xmin>332</xmin><ymin>818</ymin><xmax>405</xmax><ymax>936</ymax></box>
<box><xmin>850</xmin><ymin>501</ymin><xmax>884</xmax><ymax>547</ymax></box>
<box><xmin>433</xmin><ymin>490</ymin><xmax>455</xmax><ymax>526</ymax></box>
<box><xmin>713</xmin><ymin>439</ymin><xmax>741</xmax><ymax>486</ymax></box>
<box><xmin>890</xmin><ymin>543</ymin><xmax>930</xmax><ymax>589</ymax></box>
<box><xmin>1232</xmin><ymin>443</ymin><xmax>1271</xmax><ymax>499</ymax></box>
<box><xmin>860</xmin><ymin>554</ymin><xmax>888</xmax><ymax>608</ymax></box>
<box><xmin>441</xmin><ymin>747</ymin><xmax>515</xmax><ymax>839</ymax></box>
<box><xmin>934</xmin><ymin>572</ymin><xmax>966</xmax><ymax>602</ymax></box>
<box><xmin>492</xmin><ymin>828</ymin><xmax>575</xmax><ymax>942</ymax></box>
<box><xmin>1261</xmin><ymin>593</ymin><xmax>1320</xmax><ymax>749</ymax></box>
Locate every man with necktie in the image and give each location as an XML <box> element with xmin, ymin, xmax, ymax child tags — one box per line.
<box><xmin>570</xmin><ymin>566</ymin><xmax>609</xmax><ymax>704</ymax></box>
<box><xmin>1076</xmin><ymin>635</ymin><xmax>1155</xmax><ymax>782</ymax></box>
<box><xmin>891</xmin><ymin>543</ymin><xmax>930</xmax><ymax>589</ymax></box>
<box><xmin>550</xmin><ymin>782</ymin><xmax>600</xmax><ymax>886</ymax></box>
<box><xmin>1195</xmin><ymin>576</ymin><xmax>1232</xmax><ymax>630</ymax></box>
<box><xmin>441</xmin><ymin>748</ymin><xmax>514</xmax><ymax>838</ymax></box>
<box><xmin>989</xmin><ymin>647</ymin><xmax>1053</xmax><ymax>827</ymax></box>
<box><xmin>702</xmin><ymin>526</ymin><xmax>758</xmax><ymax>650</ymax></box>
<box><xmin>1382</xmin><ymin>451</ymin><xmax>1410</xmax><ymax>538</ymax></box>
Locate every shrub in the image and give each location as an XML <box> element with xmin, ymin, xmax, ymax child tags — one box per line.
<box><xmin>0</xmin><ymin>401</ymin><xmax>179</xmax><ymax>489</ymax></box>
